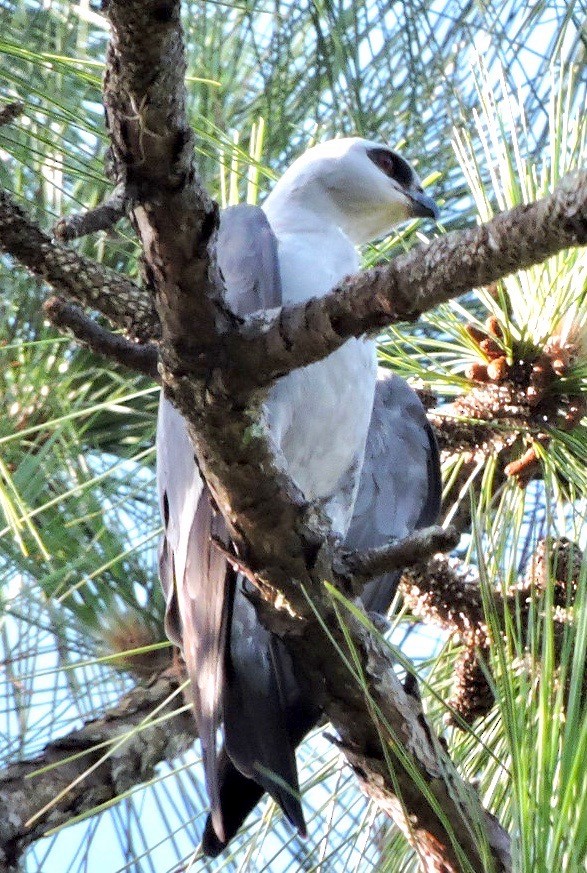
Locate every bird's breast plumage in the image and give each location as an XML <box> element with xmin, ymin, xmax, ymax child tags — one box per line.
<box><xmin>261</xmin><ymin>224</ymin><xmax>377</xmax><ymax>536</ymax></box>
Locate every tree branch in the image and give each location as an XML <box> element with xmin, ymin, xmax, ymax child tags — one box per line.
<box><xmin>0</xmin><ymin>671</ymin><xmax>196</xmax><ymax>871</ymax></box>
<box><xmin>5</xmin><ymin>1</ymin><xmax>579</xmax><ymax>867</ymax></box>
<box><xmin>0</xmin><ymin>189</ymin><xmax>157</xmax><ymax>342</ymax></box>
<box><xmin>43</xmin><ymin>296</ymin><xmax>158</xmax><ymax>380</ymax></box>
<box><xmin>214</xmin><ymin>172</ymin><xmax>587</xmax><ymax>394</ymax></box>
<box><xmin>100</xmin><ymin>3</ymin><xmax>515</xmax><ymax>870</ymax></box>
<box><xmin>335</xmin><ymin>525</ymin><xmax>460</xmax><ymax>589</ymax></box>
<box><xmin>3</xmin><ymin>168</ymin><xmax>586</xmax><ymax>394</ymax></box>
<box><xmin>2</xmin><ymin>2</ymin><xmax>583</xmax><ymax>870</ymax></box>
<box><xmin>53</xmin><ymin>184</ymin><xmax>130</xmax><ymax>242</ymax></box>
<box><xmin>400</xmin><ymin>539</ymin><xmax>584</xmax><ymax>725</ymax></box>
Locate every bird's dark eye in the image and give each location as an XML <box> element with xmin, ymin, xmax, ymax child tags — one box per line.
<box><xmin>368</xmin><ymin>148</ymin><xmax>395</xmax><ymax>177</ymax></box>
<box><xmin>367</xmin><ymin>147</ymin><xmax>414</xmax><ymax>189</ymax></box>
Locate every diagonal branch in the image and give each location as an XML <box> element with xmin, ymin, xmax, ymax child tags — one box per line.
<box><xmin>43</xmin><ymin>296</ymin><xmax>158</xmax><ymax>380</ymax></box>
<box><xmin>335</xmin><ymin>525</ymin><xmax>460</xmax><ymax>589</ymax></box>
<box><xmin>0</xmin><ymin>189</ymin><xmax>157</xmax><ymax>342</ymax></box>
<box><xmin>2</xmin><ymin>166</ymin><xmax>585</xmax><ymax>391</ymax></box>
<box><xmin>53</xmin><ymin>184</ymin><xmax>130</xmax><ymax>242</ymax></box>
<box><xmin>0</xmin><ymin>671</ymin><xmax>196</xmax><ymax>871</ymax></box>
<box><xmin>210</xmin><ymin>171</ymin><xmax>587</xmax><ymax>394</ymax></box>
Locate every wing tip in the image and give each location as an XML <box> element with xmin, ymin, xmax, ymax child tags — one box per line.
<box><xmin>201</xmin><ymin>817</ymin><xmax>227</xmax><ymax>858</ymax></box>
<box><xmin>200</xmin><ymin>795</ymin><xmax>306</xmax><ymax>858</ymax></box>
<box><xmin>202</xmin><ymin>738</ymin><xmax>225</xmax><ymax>844</ymax></box>
<box><xmin>282</xmin><ymin>796</ymin><xmax>307</xmax><ymax>837</ymax></box>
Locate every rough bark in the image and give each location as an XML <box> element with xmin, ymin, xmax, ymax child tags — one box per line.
<box><xmin>216</xmin><ymin>172</ymin><xmax>587</xmax><ymax>395</ymax></box>
<box><xmin>0</xmin><ymin>189</ymin><xmax>156</xmax><ymax>342</ymax></box>
<box><xmin>336</xmin><ymin>525</ymin><xmax>460</xmax><ymax>587</ymax></box>
<box><xmin>43</xmin><ymin>297</ymin><xmax>158</xmax><ymax>380</ymax></box>
<box><xmin>53</xmin><ymin>184</ymin><xmax>129</xmax><ymax>242</ymax></box>
<box><xmin>0</xmin><ymin>671</ymin><xmax>196</xmax><ymax>872</ymax></box>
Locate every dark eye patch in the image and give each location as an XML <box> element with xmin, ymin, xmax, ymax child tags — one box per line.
<box><xmin>367</xmin><ymin>148</ymin><xmax>414</xmax><ymax>189</ymax></box>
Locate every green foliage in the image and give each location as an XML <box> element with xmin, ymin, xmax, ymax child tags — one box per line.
<box><xmin>469</xmin><ymin>487</ymin><xmax>587</xmax><ymax>873</ymax></box>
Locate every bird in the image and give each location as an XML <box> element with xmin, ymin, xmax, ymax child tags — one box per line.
<box><xmin>156</xmin><ymin>137</ymin><xmax>440</xmax><ymax>854</ymax></box>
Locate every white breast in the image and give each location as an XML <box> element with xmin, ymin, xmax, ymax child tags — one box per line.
<box><xmin>262</xmin><ymin>223</ymin><xmax>377</xmax><ymax>537</ymax></box>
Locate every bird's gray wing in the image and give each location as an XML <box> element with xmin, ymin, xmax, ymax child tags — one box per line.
<box><xmin>223</xmin><ymin>583</ymin><xmax>305</xmax><ymax>834</ymax></box>
<box><xmin>200</xmin><ymin>372</ymin><xmax>441</xmax><ymax>855</ymax></box>
<box><xmin>157</xmin><ymin>204</ymin><xmax>292</xmax><ymax>846</ymax></box>
<box><xmin>217</xmin><ymin>204</ymin><xmax>307</xmax><ymax>834</ymax></box>
<box><xmin>346</xmin><ymin>371</ymin><xmax>442</xmax><ymax>614</ymax></box>
<box><xmin>218</xmin><ymin>204</ymin><xmax>282</xmax><ymax>314</ymax></box>
<box><xmin>157</xmin><ymin>396</ymin><xmax>230</xmax><ymax>842</ymax></box>
<box><xmin>201</xmin><ymin>747</ymin><xmax>265</xmax><ymax>857</ymax></box>
<box><xmin>202</xmin><ymin>628</ymin><xmax>320</xmax><ymax>857</ymax></box>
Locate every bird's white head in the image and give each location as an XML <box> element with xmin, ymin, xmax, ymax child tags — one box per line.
<box><xmin>262</xmin><ymin>137</ymin><xmax>438</xmax><ymax>246</ymax></box>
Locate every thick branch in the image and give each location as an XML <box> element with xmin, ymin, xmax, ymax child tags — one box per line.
<box><xmin>0</xmin><ymin>671</ymin><xmax>195</xmax><ymax>871</ymax></box>
<box><xmin>103</xmin><ymin>0</ymin><xmax>224</xmax><ymax>367</ymax></box>
<box><xmin>98</xmin><ymin>3</ymin><xmax>517</xmax><ymax>870</ymax></box>
<box><xmin>206</xmin><ymin>172</ymin><xmax>587</xmax><ymax>395</ymax></box>
<box><xmin>3</xmin><ymin>168</ymin><xmax>586</xmax><ymax>394</ymax></box>
<box><xmin>288</xmin><ymin>613</ymin><xmax>511</xmax><ymax>873</ymax></box>
<box><xmin>0</xmin><ymin>189</ymin><xmax>156</xmax><ymax>342</ymax></box>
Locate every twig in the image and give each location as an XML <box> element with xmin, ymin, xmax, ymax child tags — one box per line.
<box><xmin>209</xmin><ymin>536</ymin><xmax>257</xmax><ymax>583</ymax></box>
<box><xmin>335</xmin><ymin>525</ymin><xmax>460</xmax><ymax>587</ymax></box>
<box><xmin>0</xmin><ymin>189</ymin><xmax>157</xmax><ymax>342</ymax></box>
<box><xmin>44</xmin><ymin>296</ymin><xmax>159</xmax><ymax>380</ymax></box>
<box><xmin>504</xmin><ymin>444</ymin><xmax>542</xmax><ymax>485</ymax></box>
<box><xmin>0</xmin><ymin>670</ymin><xmax>195</xmax><ymax>869</ymax></box>
<box><xmin>53</xmin><ymin>184</ymin><xmax>131</xmax><ymax>241</ymax></box>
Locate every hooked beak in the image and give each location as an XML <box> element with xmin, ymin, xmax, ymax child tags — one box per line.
<box><xmin>408</xmin><ymin>189</ymin><xmax>439</xmax><ymax>221</ymax></box>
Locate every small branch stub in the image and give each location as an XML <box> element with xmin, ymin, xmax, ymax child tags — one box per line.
<box><xmin>53</xmin><ymin>184</ymin><xmax>131</xmax><ymax>242</ymax></box>
<box><xmin>335</xmin><ymin>525</ymin><xmax>460</xmax><ymax>590</ymax></box>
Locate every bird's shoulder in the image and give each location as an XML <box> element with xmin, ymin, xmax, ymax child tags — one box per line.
<box><xmin>218</xmin><ymin>203</ymin><xmax>282</xmax><ymax>314</ymax></box>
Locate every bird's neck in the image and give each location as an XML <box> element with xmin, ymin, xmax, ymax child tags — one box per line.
<box><xmin>261</xmin><ymin>196</ymin><xmax>359</xmax><ymax>304</ymax></box>
<box><xmin>262</xmin><ymin>194</ymin><xmax>343</xmax><ymax>238</ymax></box>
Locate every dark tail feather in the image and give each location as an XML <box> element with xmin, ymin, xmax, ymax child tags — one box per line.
<box><xmin>223</xmin><ymin>585</ymin><xmax>306</xmax><ymax>835</ymax></box>
<box><xmin>202</xmin><ymin>627</ymin><xmax>320</xmax><ymax>856</ymax></box>
<box><xmin>180</xmin><ymin>491</ymin><xmax>231</xmax><ymax>844</ymax></box>
<box><xmin>360</xmin><ymin>569</ymin><xmax>402</xmax><ymax>615</ymax></box>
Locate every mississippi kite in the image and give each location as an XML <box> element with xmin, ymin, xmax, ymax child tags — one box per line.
<box><xmin>157</xmin><ymin>137</ymin><xmax>440</xmax><ymax>853</ymax></box>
